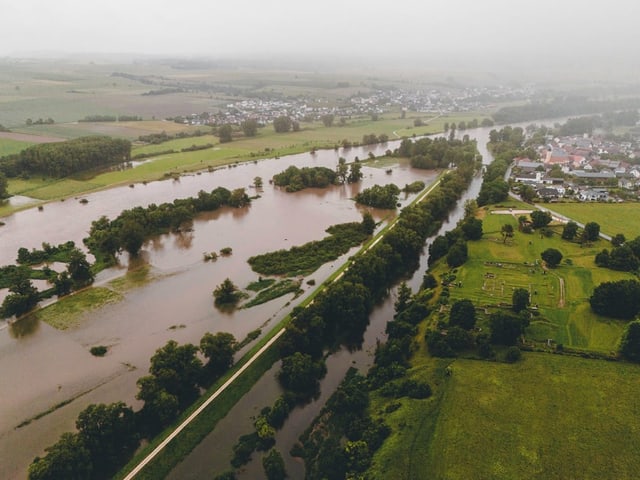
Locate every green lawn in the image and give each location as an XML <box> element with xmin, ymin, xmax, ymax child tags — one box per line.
<box><xmin>443</xmin><ymin>208</ymin><xmax>633</xmax><ymax>352</ymax></box>
<box><xmin>546</xmin><ymin>202</ymin><xmax>640</xmax><ymax>239</ymax></box>
<box><xmin>421</xmin><ymin>354</ymin><xmax>640</xmax><ymax>480</ymax></box>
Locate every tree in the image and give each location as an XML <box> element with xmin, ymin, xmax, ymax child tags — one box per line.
<box><xmin>512</xmin><ymin>288</ymin><xmax>530</xmax><ymax>313</ymax></box>
<box><xmin>361</xmin><ymin>212</ymin><xmax>376</xmax><ymax>235</ymax></box>
<box><xmin>241</xmin><ymin>119</ymin><xmax>258</xmax><ymax>137</ymax></box>
<box><xmin>394</xmin><ymin>282</ymin><xmax>412</xmax><ymax>315</ymax></box>
<box><xmin>119</xmin><ymin>221</ymin><xmax>145</xmax><ymax>256</ymax></box>
<box><xmin>611</xmin><ymin>233</ymin><xmax>626</xmax><ymax>247</ymax></box>
<box><xmin>501</xmin><ymin>223</ymin><xmax>514</xmax><ymax>243</ymax></box>
<box><xmin>273</xmin><ymin>116</ymin><xmax>292</xmax><ymax>133</ymax></box>
<box><xmin>519</xmin><ymin>184</ymin><xmax>536</xmax><ymax>202</ymax></box>
<box><xmin>1</xmin><ymin>270</ymin><xmax>39</xmax><ymax>318</ymax></box>
<box><xmin>583</xmin><ymin>222</ymin><xmax>600</xmax><ymax>242</ymax></box>
<box><xmin>213</xmin><ymin>278</ymin><xmax>242</xmax><ymax>306</ymax></box>
<box><xmin>54</xmin><ymin>271</ymin><xmax>73</xmax><ymax>297</ymax></box>
<box><xmin>562</xmin><ymin>221</ymin><xmax>579</xmax><ymax>240</ymax></box>
<box><xmin>336</xmin><ymin>157</ymin><xmax>348</xmax><ymax>183</ymax></box>
<box><xmin>620</xmin><ymin>320</ymin><xmax>640</xmax><ymax>362</ymax></box>
<box><xmin>347</xmin><ymin>162</ymin><xmax>362</xmax><ymax>183</ymax></box>
<box><xmin>321</xmin><ymin>114</ymin><xmax>335</xmax><ymax>127</ymax></box>
<box><xmin>461</xmin><ymin>218</ymin><xmax>483</xmax><ymax>240</ymax></box>
<box><xmin>218</xmin><ymin>124</ymin><xmax>233</xmax><ymax>143</ymax></box>
<box><xmin>253</xmin><ymin>176</ymin><xmax>263</xmax><ymax>189</ymax></box>
<box><xmin>28</xmin><ymin>432</ymin><xmax>92</xmax><ymax>480</ymax></box>
<box><xmin>200</xmin><ymin>331</ymin><xmax>236</xmax><ymax>380</ymax></box>
<box><xmin>68</xmin><ymin>249</ymin><xmax>94</xmax><ymax>288</ymax></box>
<box><xmin>541</xmin><ymin>248</ymin><xmax>563</xmax><ymax>268</ymax></box>
<box><xmin>278</xmin><ymin>352</ymin><xmax>326</xmax><ymax>397</ymax></box>
<box><xmin>530</xmin><ymin>210</ymin><xmax>552</xmax><ymax>229</ymax></box>
<box><xmin>0</xmin><ymin>171</ymin><xmax>8</xmax><ymax>199</ymax></box>
<box><xmin>446</xmin><ymin>240</ymin><xmax>468</xmax><ymax>268</ymax></box>
<box><xmin>75</xmin><ymin>402</ymin><xmax>139</xmax><ymax>476</ymax></box>
<box><xmin>463</xmin><ymin>199</ymin><xmax>478</xmax><ymax>219</ymax></box>
<box><xmin>449</xmin><ymin>299</ymin><xmax>476</xmax><ymax>330</ymax></box>
<box><xmin>144</xmin><ymin>340</ymin><xmax>202</xmax><ymax>408</ymax></box>
<box><xmin>590</xmin><ymin>280</ymin><xmax>640</xmax><ymax>319</ymax></box>
<box><xmin>489</xmin><ymin>312</ymin><xmax>525</xmax><ymax>346</ymax></box>
<box><xmin>262</xmin><ymin>449</ymin><xmax>287</xmax><ymax>480</ymax></box>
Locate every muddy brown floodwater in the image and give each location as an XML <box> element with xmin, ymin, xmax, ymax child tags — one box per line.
<box><xmin>166</xmin><ymin>128</ymin><xmax>496</xmax><ymax>479</ymax></box>
<box><xmin>0</xmin><ymin>140</ymin><xmax>440</xmax><ymax>479</ymax></box>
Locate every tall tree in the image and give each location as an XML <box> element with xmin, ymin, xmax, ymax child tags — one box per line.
<box><xmin>241</xmin><ymin>119</ymin><xmax>258</xmax><ymax>137</ymax></box>
<box><xmin>218</xmin><ymin>124</ymin><xmax>233</xmax><ymax>143</ymax></box>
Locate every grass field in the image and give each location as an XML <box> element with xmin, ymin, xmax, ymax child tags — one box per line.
<box><xmin>1</xmin><ymin>111</ymin><xmax>488</xmax><ymax>214</ymax></box>
<box><xmin>0</xmin><ymin>138</ymin><xmax>33</xmax><ymax>155</ymax></box>
<box><xmin>439</xmin><ymin>207</ymin><xmax>633</xmax><ymax>352</ymax></box>
<box><xmin>419</xmin><ymin>353</ymin><xmax>640</xmax><ymax>480</ymax></box>
<box><xmin>545</xmin><ymin>202</ymin><xmax>640</xmax><ymax>239</ymax></box>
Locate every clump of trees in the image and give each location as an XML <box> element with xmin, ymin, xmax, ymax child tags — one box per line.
<box><xmin>595</xmin><ymin>233</ymin><xmax>640</xmax><ymax>272</ymax></box>
<box><xmin>355</xmin><ymin>184</ymin><xmax>401</xmax><ymax>209</ymax></box>
<box><xmin>590</xmin><ymin>280</ymin><xmax>640</xmax><ymax>319</ymax></box>
<box><xmin>213</xmin><ymin>279</ymin><xmax>244</xmax><ymax>307</ymax></box>
<box><xmin>84</xmin><ymin>186</ymin><xmax>249</xmax><ymax>264</ymax></box>
<box><xmin>248</xmin><ymin>215</ymin><xmax>375</xmax><ymax>276</ymax></box>
<box><xmin>0</xmin><ymin>136</ymin><xmax>131</xmax><ymax>178</ymax></box>
<box><xmin>272</xmin><ymin>165</ymin><xmax>337</xmax><ymax>192</ymax></box>
<box><xmin>395</xmin><ymin>136</ymin><xmax>478</xmax><ymax>170</ymax></box>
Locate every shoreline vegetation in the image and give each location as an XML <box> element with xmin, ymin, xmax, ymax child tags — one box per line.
<box><xmin>0</xmin><ymin>109</ymin><xmax>485</xmax><ymax>218</ymax></box>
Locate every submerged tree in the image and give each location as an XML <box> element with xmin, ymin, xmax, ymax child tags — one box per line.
<box><xmin>213</xmin><ymin>278</ymin><xmax>243</xmax><ymax>306</ymax></box>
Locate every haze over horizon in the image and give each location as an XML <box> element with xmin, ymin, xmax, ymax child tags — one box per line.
<box><xmin>3</xmin><ymin>0</ymin><xmax>639</xmax><ymax>79</ymax></box>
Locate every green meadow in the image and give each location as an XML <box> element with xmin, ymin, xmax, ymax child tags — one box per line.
<box><xmin>369</xmin><ymin>353</ymin><xmax>640</xmax><ymax>480</ymax></box>
<box><xmin>441</xmin><ymin>206</ymin><xmax>633</xmax><ymax>352</ymax></box>
<box><xmin>546</xmin><ymin>202</ymin><xmax>640</xmax><ymax>239</ymax></box>
<box><xmin>421</xmin><ymin>354</ymin><xmax>640</xmax><ymax>480</ymax></box>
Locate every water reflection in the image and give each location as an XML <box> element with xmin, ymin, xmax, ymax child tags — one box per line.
<box><xmin>9</xmin><ymin>315</ymin><xmax>40</xmax><ymax>339</ymax></box>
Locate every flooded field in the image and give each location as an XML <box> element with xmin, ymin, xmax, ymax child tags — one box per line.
<box><xmin>0</xmin><ymin>140</ymin><xmax>439</xmax><ymax>479</ymax></box>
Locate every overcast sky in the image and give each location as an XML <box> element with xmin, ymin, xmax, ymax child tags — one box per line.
<box><xmin>3</xmin><ymin>0</ymin><xmax>639</xmax><ymax>72</ymax></box>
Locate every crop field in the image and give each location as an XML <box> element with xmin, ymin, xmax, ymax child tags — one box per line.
<box><xmin>545</xmin><ymin>202</ymin><xmax>640</xmax><ymax>239</ymax></box>
<box><xmin>440</xmin><ymin>208</ymin><xmax>633</xmax><ymax>352</ymax></box>
<box><xmin>420</xmin><ymin>354</ymin><xmax>640</xmax><ymax>480</ymax></box>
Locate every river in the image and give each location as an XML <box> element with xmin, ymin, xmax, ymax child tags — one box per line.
<box><xmin>0</xmin><ymin>138</ymin><xmax>443</xmax><ymax>479</ymax></box>
<box><xmin>165</xmin><ymin>128</ymin><xmax>495</xmax><ymax>480</ymax></box>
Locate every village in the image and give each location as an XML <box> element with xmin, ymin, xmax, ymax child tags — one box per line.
<box><xmin>510</xmin><ymin>132</ymin><xmax>640</xmax><ymax>202</ymax></box>
<box><xmin>171</xmin><ymin>83</ymin><xmax>532</xmax><ymax>127</ymax></box>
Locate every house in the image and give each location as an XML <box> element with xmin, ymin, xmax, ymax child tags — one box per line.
<box><xmin>578</xmin><ymin>188</ymin><xmax>609</xmax><ymax>201</ymax></box>
<box><xmin>537</xmin><ymin>187</ymin><xmax>560</xmax><ymax>199</ymax></box>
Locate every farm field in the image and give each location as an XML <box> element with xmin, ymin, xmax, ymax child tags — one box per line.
<box><xmin>0</xmin><ymin>137</ymin><xmax>33</xmax><ymax>156</ymax></box>
<box><xmin>545</xmin><ymin>202</ymin><xmax>640</xmax><ymax>239</ymax></box>
<box><xmin>420</xmin><ymin>353</ymin><xmax>640</xmax><ymax>480</ymax></box>
<box><xmin>441</xmin><ymin>206</ymin><xmax>633</xmax><ymax>352</ymax></box>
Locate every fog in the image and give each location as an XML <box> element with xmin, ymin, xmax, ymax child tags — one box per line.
<box><xmin>3</xmin><ymin>0</ymin><xmax>640</xmax><ymax>76</ymax></box>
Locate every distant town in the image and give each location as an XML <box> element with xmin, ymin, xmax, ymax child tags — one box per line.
<box><xmin>511</xmin><ymin>132</ymin><xmax>640</xmax><ymax>202</ymax></box>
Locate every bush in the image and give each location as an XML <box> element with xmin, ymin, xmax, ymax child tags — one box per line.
<box><xmin>504</xmin><ymin>346</ymin><xmax>522</xmax><ymax>363</ymax></box>
<box><xmin>90</xmin><ymin>345</ymin><xmax>108</xmax><ymax>357</ymax></box>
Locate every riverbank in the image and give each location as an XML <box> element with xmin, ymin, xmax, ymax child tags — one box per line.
<box><xmin>0</xmin><ymin>111</ymin><xmax>486</xmax><ymax>218</ymax></box>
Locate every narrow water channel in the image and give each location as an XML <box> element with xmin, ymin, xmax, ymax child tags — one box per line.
<box><xmin>166</xmin><ymin>127</ymin><xmax>496</xmax><ymax>479</ymax></box>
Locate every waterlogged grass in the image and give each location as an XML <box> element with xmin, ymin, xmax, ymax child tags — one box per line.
<box><xmin>29</xmin><ymin>287</ymin><xmax>123</xmax><ymax>330</ymax></box>
<box><xmin>422</xmin><ymin>354</ymin><xmax>640</xmax><ymax>480</ymax></box>
<box><xmin>546</xmin><ymin>202</ymin><xmax>640</xmax><ymax>239</ymax></box>
<box><xmin>108</xmin><ymin>265</ymin><xmax>156</xmax><ymax>291</ymax></box>
<box><xmin>246</xmin><ymin>278</ymin><xmax>277</xmax><ymax>292</ymax></box>
<box><xmin>441</xmin><ymin>207</ymin><xmax>634</xmax><ymax>352</ymax></box>
<box><xmin>242</xmin><ymin>279</ymin><xmax>302</xmax><ymax>309</ymax></box>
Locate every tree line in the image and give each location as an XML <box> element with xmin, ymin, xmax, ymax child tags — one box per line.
<box><xmin>0</xmin><ymin>136</ymin><xmax>131</xmax><ymax>178</ymax></box>
<box><xmin>84</xmin><ymin>186</ymin><xmax>250</xmax><ymax>266</ymax></box>
<box><xmin>224</xmin><ymin>146</ymin><xmax>479</xmax><ymax>476</ymax></box>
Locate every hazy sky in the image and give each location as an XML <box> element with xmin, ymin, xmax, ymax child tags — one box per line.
<box><xmin>3</xmin><ymin>0</ymin><xmax>639</xmax><ymax>70</ymax></box>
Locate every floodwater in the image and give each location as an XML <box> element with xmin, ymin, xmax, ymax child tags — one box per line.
<box><xmin>0</xmin><ymin>140</ymin><xmax>439</xmax><ymax>479</ymax></box>
<box><xmin>167</xmin><ymin>127</ymin><xmax>496</xmax><ymax>479</ymax></box>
